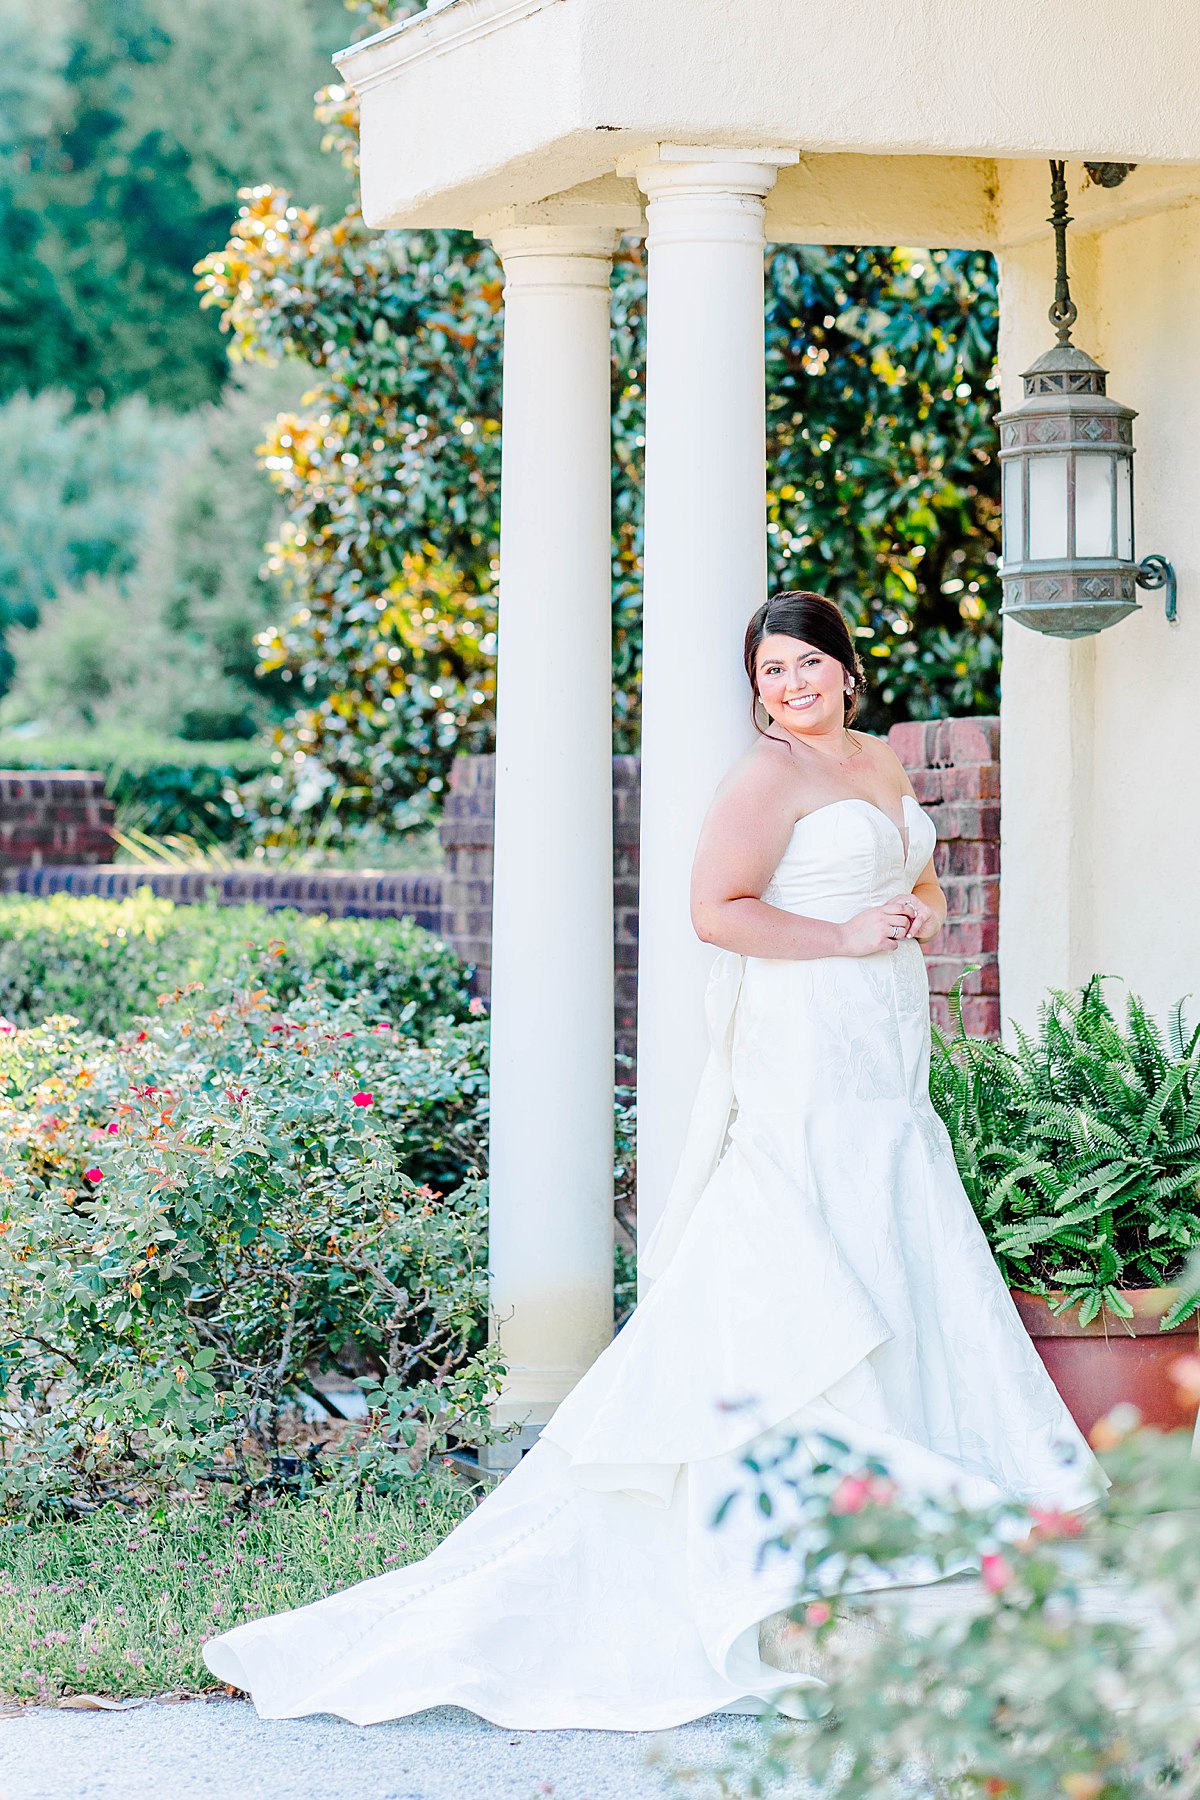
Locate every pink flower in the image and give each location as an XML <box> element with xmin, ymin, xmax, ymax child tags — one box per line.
<box><xmin>805</xmin><ymin>1601</ymin><xmax>832</xmax><ymax>1625</ymax></box>
<box><xmin>352</xmin><ymin>1091</ymin><xmax>374</xmax><ymax>1108</ymax></box>
<box><xmin>981</xmin><ymin>1553</ymin><xmax>1014</xmax><ymax>1593</ymax></box>
<box><xmin>106</xmin><ymin>1121</ymin><xmax>120</xmax><ymax>1135</ymax></box>
<box><xmin>0</xmin><ymin>1018</ymin><xmax>14</xmax><ymax>1035</ymax></box>
<box><xmin>831</xmin><ymin>1477</ymin><xmax>871</xmax><ymax>1514</ymax></box>
<box><xmin>83</xmin><ymin>1167</ymin><xmax>104</xmax><ymax>1184</ymax></box>
<box><xmin>468</xmin><ymin>997</ymin><xmax>487</xmax><ymax>1016</ymax></box>
<box><xmin>1029</xmin><ymin>1507</ymin><xmax>1083</xmax><ymax>1539</ymax></box>
<box><xmin>372</xmin><ymin>1024</ymin><xmax>392</xmax><ymax>1035</ymax></box>
<box><xmin>1170</xmin><ymin>1354</ymin><xmax>1200</xmax><ymax>1403</ymax></box>
<box><xmin>830</xmin><ymin>1473</ymin><xmax>895</xmax><ymax>1515</ymax></box>
<box><xmin>1089</xmin><ymin>1403</ymin><xmax>1142</xmax><ymax>1452</ymax></box>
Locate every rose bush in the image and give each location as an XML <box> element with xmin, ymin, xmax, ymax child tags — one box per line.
<box><xmin>0</xmin><ymin>980</ymin><xmax>505</xmax><ymax>1519</ymax></box>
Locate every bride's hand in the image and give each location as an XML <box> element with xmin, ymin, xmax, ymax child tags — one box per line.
<box><xmin>900</xmin><ymin>895</ymin><xmax>939</xmax><ymax>942</ymax></box>
<box><xmin>839</xmin><ymin>895</ymin><xmax>919</xmax><ymax>956</ymax></box>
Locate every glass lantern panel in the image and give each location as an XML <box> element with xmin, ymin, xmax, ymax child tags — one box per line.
<box><xmin>1001</xmin><ymin>459</ymin><xmax>1025</xmax><ymax>563</ymax></box>
<box><xmin>1074</xmin><ymin>454</ymin><xmax>1114</xmax><ymax>558</ymax></box>
<box><xmin>1027</xmin><ymin>454</ymin><xmax>1069</xmax><ymax>561</ymax></box>
<box><xmin>1115</xmin><ymin>454</ymin><xmax>1133</xmax><ymax>561</ymax></box>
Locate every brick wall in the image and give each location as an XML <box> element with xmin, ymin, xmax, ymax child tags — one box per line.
<box><xmin>886</xmin><ymin>716</ymin><xmax>1001</xmax><ymax>1038</ymax></box>
<box><xmin>436</xmin><ymin>754</ymin><xmax>642</xmax><ymax>1066</ymax></box>
<box><xmin>0</xmin><ymin>773</ymin><xmax>115</xmax><ymax>867</ymax></box>
<box><xmin>438</xmin><ymin>756</ymin><xmax>495</xmax><ymax>998</ymax></box>
<box><xmin>0</xmin><ymin>863</ymin><xmax>443</xmax><ymax>934</ymax></box>
<box><xmin>612</xmin><ymin>757</ymin><xmax>640</xmax><ymax>1071</ymax></box>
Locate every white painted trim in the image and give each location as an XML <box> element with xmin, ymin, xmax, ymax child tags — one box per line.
<box><xmin>334</xmin><ymin>0</ymin><xmax>564</xmax><ymax>94</ymax></box>
<box><xmin>616</xmin><ymin>143</ymin><xmax>800</xmax><ymax>179</ymax></box>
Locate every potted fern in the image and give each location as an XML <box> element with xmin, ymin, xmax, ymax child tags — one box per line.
<box><xmin>930</xmin><ymin>973</ymin><xmax>1200</xmax><ymax>1433</ymax></box>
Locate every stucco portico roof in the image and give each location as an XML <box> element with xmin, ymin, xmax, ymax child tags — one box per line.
<box><xmin>336</xmin><ymin>0</ymin><xmax>1200</xmax><ymax>241</ymax></box>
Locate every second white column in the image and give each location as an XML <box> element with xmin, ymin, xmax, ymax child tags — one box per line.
<box><xmin>630</xmin><ymin>148</ymin><xmax>794</xmax><ymax>1265</ymax></box>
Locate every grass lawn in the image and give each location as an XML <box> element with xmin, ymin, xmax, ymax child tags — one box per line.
<box><xmin>0</xmin><ymin>1476</ymin><xmax>478</xmax><ymax>1705</ymax></box>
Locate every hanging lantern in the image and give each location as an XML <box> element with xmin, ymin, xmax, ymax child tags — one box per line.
<box><xmin>997</xmin><ymin>162</ymin><xmax>1176</xmax><ymax>639</ymax></box>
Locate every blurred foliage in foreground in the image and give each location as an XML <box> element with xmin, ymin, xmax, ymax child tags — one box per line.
<box><xmin>197</xmin><ymin>0</ymin><xmax>1002</xmax><ymax>844</ymax></box>
<box><xmin>663</xmin><ymin>1404</ymin><xmax>1200</xmax><ymax>1799</ymax></box>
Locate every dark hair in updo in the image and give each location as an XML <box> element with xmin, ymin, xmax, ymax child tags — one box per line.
<box><xmin>743</xmin><ymin>591</ymin><xmax>865</xmax><ymax>734</ymax></box>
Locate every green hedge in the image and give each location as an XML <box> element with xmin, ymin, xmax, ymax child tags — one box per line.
<box><xmin>0</xmin><ymin>891</ymin><xmax>471</xmax><ymax>1038</ymax></box>
<box><xmin>0</xmin><ymin>732</ymin><xmax>275</xmax><ymax>841</ymax></box>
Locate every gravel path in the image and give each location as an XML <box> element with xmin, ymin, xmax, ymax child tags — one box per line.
<box><xmin>0</xmin><ymin>1698</ymin><xmax>794</xmax><ymax>1800</ymax></box>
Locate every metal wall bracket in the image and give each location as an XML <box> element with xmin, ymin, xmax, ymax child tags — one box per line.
<box><xmin>1083</xmin><ymin>162</ymin><xmax>1138</xmax><ymax>188</ymax></box>
<box><xmin>1136</xmin><ymin>553</ymin><xmax>1177</xmax><ymax>623</ymax></box>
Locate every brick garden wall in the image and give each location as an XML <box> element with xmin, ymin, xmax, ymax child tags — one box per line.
<box><xmin>0</xmin><ymin>717</ymin><xmax>1000</xmax><ymax>1051</ymax></box>
<box><xmin>0</xmin><ymin>773</ymin><xmax>115</xmax><ymax>867</ymax></box>
<box><xmin>0</xmin><ymin>862</ymin><xmax>444</xmax><ymax>934</ymax></box>
<box><xmin>436</xmin><ymin>754</ymin><xmax>643</xmax><ymax>1065</ymax></box>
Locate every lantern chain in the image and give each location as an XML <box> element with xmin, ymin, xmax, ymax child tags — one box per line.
<box><xmin>1047</xmin><ymin>160</ymin><xmax>1078</xmax><ymax>345</ymax></box>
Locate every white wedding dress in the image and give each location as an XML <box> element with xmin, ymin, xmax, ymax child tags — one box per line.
<box><xmin>204</xmin><ymin>794</ymin><xmax>1105</xmax><ymax>1729</ymax></box>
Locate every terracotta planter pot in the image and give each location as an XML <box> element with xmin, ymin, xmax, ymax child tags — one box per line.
<box><xmin>1012</xmin><ymin>1286</ymin><xmax>1200</xmax><ymax>1436</ymax></box>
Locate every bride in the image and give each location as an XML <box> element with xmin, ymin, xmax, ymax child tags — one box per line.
<box><xmin>203</xmin><ymin>589</ymin><xmax>1104</xmax><ymax>1730</ymax></box>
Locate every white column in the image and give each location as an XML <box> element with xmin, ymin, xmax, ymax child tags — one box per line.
<box><xmin>478</xmin><ymin>216</ymin><xmax>620</xmax><ymax>1467</ymax></box>
<box><xmin>628</xmin><ymin>147</ymin><xmax>796</xmax><ymax>1264</ymax></box>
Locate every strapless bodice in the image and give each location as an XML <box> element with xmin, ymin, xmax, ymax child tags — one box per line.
<box><xmin>761</xmin><ymin>795</ymin><xmax>937</xmax><ymax>922</ymax></box>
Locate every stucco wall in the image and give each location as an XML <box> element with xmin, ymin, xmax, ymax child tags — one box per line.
<box><xmin>996</xmin><ymin>205</ymin><xmax>1200</xmax><ymax>1038</ymax></box>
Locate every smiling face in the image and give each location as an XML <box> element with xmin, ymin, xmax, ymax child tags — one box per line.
<box><xmin>754</xmin><ymin>633</ymin><xmax>850</xmax><ymax>745</ymax></box>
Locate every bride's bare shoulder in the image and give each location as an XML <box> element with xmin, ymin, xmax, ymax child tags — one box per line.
<box><xmin>734</xmin><ymin>730</ymin><xmax>798</xmax><ymax>781</ymax></box>
<box><xmin>851</xmin><ymin>728</ymin><xmax>917</xmax><ymax>796</ymax></box>
<box><xmin>717</xmin><ymin>734</ymin><xmax>796</xmax><ymax>800</ymax></box>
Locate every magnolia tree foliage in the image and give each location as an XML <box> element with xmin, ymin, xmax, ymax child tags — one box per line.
<box><xmin>201</xmin><ymin>202</ymin><xmax>504</xmax><ymax>833</ymax></box>
<box><xmin>198</xmin><ymin>0</ymin><xmax>1001</xmax><ymax>840</ymax></box>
